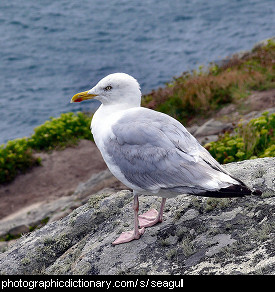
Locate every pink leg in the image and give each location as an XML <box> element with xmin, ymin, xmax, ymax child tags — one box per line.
<box><xmin>138</xmin><ymin>198</ymin><xmax>166</xmax><ymax>228</ymax></box>
<box><xmin>112</xmin><ymin>195</ymin><xmax>145</xmax><ymax>245</ymax></box>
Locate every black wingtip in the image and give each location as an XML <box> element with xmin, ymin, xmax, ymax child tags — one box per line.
<box><xmin>199</xmin><ymin>184</ymin><xmax>259</xmax><ymax>198</ymax></box>
<box><xmin>229</xmin><ymin>175</ymin><xmax>262</xmax><ymax>197</ymax></box>
<box><xmin>251</xmin><ymin>189</ymin><xmax>262</xmax><ymax>197</ymax></box>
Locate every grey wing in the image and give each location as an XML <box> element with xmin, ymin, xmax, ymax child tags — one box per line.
<box><xmin>105</xmin><ymin>108</ymin><xmax>236</xmax><ymax>194</ymax></box>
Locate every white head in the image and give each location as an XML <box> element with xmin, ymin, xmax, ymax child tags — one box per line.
<box><xmin>71</xmin><ymin>73</ymin><xmax>141</xmax><ymax>107</ymax></box>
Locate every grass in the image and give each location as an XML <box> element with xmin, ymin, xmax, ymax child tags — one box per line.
<box><xmin>142</xmin><ymin>38</ymin><xmax>275</xmax><ymax>125</ymax></box>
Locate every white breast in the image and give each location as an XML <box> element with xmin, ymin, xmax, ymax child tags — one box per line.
<box><xmin>91</xmin><ymin>104</ymin><xmax>141</xmax><ymax>191</ymax></box>
<box><xmin>91</xmin><ymin>105</ymin><xmax>120</xmax><ymax>148</ymax></box>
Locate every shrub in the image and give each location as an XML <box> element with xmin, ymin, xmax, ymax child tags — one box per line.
<box><xmin>0</xmin><ymin>138</ymin><xmax>40</xmax><ymax>184</ymax></box>
<box><xmin>28</xmin><ymin>112</ymin><xmax>93</xmax><ymax>151</ymax></box>
<box><xmin>205</xmin><ymin>112</ymin><xmax>275</xmax><ymax>164</ymax></box>
<box><xmin>0</xmin><ymin>112</ymin><xmax>93</xmax><ymax>184</ymax></box>
<box><xmin>260</xmin><ymin>144</ymin><xmax>275</xmax><ymax>158</ymax></box>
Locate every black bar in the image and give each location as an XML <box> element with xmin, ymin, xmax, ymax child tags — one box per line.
<box><xmin>0</xmin><ymin>274</ymin><xmax>269</xmax><ymax>290</ymax></box>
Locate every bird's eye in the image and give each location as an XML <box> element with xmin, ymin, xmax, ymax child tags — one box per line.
<box><xmin>104</xmin><ymin>85</ymin><xmax>112</xmax><ymax>91</ymax></box>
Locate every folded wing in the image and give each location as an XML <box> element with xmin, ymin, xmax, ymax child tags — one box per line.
<box><xmin>105</xmin><ymin>108</ymin><xmax>248</xmax><ymax>196</ymax></box>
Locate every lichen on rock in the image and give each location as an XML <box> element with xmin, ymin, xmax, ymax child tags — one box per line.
<box><xmin>0</xmin><ymin>158</ymin><xmax>274</xmax><ymax>275</ymax></box>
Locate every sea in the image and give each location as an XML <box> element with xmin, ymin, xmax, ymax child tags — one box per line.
<box><xmin>0</xmin><ymin>0</ymin><xmax>274</xmax><ymax>144</ymax></box>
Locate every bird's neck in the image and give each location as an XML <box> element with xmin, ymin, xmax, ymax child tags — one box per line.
<box><xmin>97</xmin><ymin>102</ymin><xmax>140</xmax><ymax>117</ymax></box>
<box><xmin>91</xmin><ymin>103</ymin><xmax>140</xmax><ymax>143</ymax></box>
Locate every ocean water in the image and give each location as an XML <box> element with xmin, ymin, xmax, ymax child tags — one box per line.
<box><xmin>0</xmin><ymin>0</ymin><xmax>274</xmax><ymax>144</ymax></box>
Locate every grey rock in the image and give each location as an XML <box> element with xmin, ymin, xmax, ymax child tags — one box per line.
<box><xmin>197</xmin><ymin>135</ymin><xmax>219</xmax><ymax>145</ymax></box>
<box><xmin>182</xmin><ymin>209</ymin><xmax>199</xmax><ymax>221</ymax></box>
<box><xmin>0</xmin><ymin>169</ymin><xmax>115</xmax><ymax>239</ymax></box>
<box><xmin>193</xmin><ymin>119</ymin><xmax>233</xmax><ymax>137</ymax></box>
<box><xmin>0</xmin><ymin>158</ymin><xmax>274</xmax><ymax>275</ymax></box>
<box><xmin>205</xmin><ymin>234</ymin><xmax>236</xmax><ymax>257</ymax></box>
<box><xmin>74</xmin><ymin>169</ymin><xmax>114</xmax><ymax>197</ymax></box>
<box><xmin>186</xmin><ymin>124</ymin><xmax>199</xmax><ymax>135</ymax></box>
<box><xmin>8</xmin><ymin>225</ymin><xmax>30</xmax><ymax>237</ymax></box>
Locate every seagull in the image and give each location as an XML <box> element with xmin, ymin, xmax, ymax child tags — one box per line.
<box><xmin>71</xmin><ymin>73</ymin><xmax>255</xmax><ymax>245</ymax></box>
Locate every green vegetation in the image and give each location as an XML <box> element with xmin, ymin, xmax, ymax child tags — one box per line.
<box><xmin>0</xmin><ymin>112</ymin><xmax>92</xmax><ymax>184</ymax></box>
<box><xmin>204</xmin><ymin>197</ymin><xmax>231</xmax><ymax>212</ymax></box>
<box><xmin>205</xmin><ymin>112</ymin><xmax>275</xmax><ymax>164</ymax></box>
<box><xmin>181</xmin><ymin>236</ymin><xmax>195</xmax><ymax>257</ymax></box>
<box><xmin>28</xmin><ymin>112</ymin><xmax>93</xmax><ymax>151</ymax></box>
<box><xmin>0</xmin><ymin>138</ymin><xmax>40</xmax><ymax>184</ymax></box>
<box><xmin>142</xmin><ymin>39</ymin><xmax>275</xmax><ymax>124</ymax></box>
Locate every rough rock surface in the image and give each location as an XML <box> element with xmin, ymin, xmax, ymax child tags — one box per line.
<box><xmin>0</xmin><ymin>158</ymin><xmax>274</xmax><ymax>275</ymax></box>
<box><xmin>0</xmin><ymin>169</ymin><xmax>125</xmax><ymax>240</ymax></box>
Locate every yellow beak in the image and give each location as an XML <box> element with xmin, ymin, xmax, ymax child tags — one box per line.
<box><xmin>70</xmin><ymin>91</ymin><xmax>97</xmax><ymax>103</ymax></box>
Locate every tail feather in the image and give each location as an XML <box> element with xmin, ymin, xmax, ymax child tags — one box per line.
<box><xmin>198</xmin><ymin>184</ymin><xmax>261</xmax><ymax>198</ymax></box>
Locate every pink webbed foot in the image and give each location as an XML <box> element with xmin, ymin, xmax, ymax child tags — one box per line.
<box><xmin>138</xmin><ymin>208</ymin><xmax>161</xmax><ymax>228</ymax></box>
<box><xmin>138</xmin><ymin>198</ymin><xmax>166</xmax><ymax>228</ymax></box>
<box><xmin>112</xmin><ymin>197</ymin><xmax>166</xmax><ymax>245</ymax></box>
<box><xmin>112</xmin><ymin>227</ymin><xmax>145</xmax><ymax>245</ymax></box>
